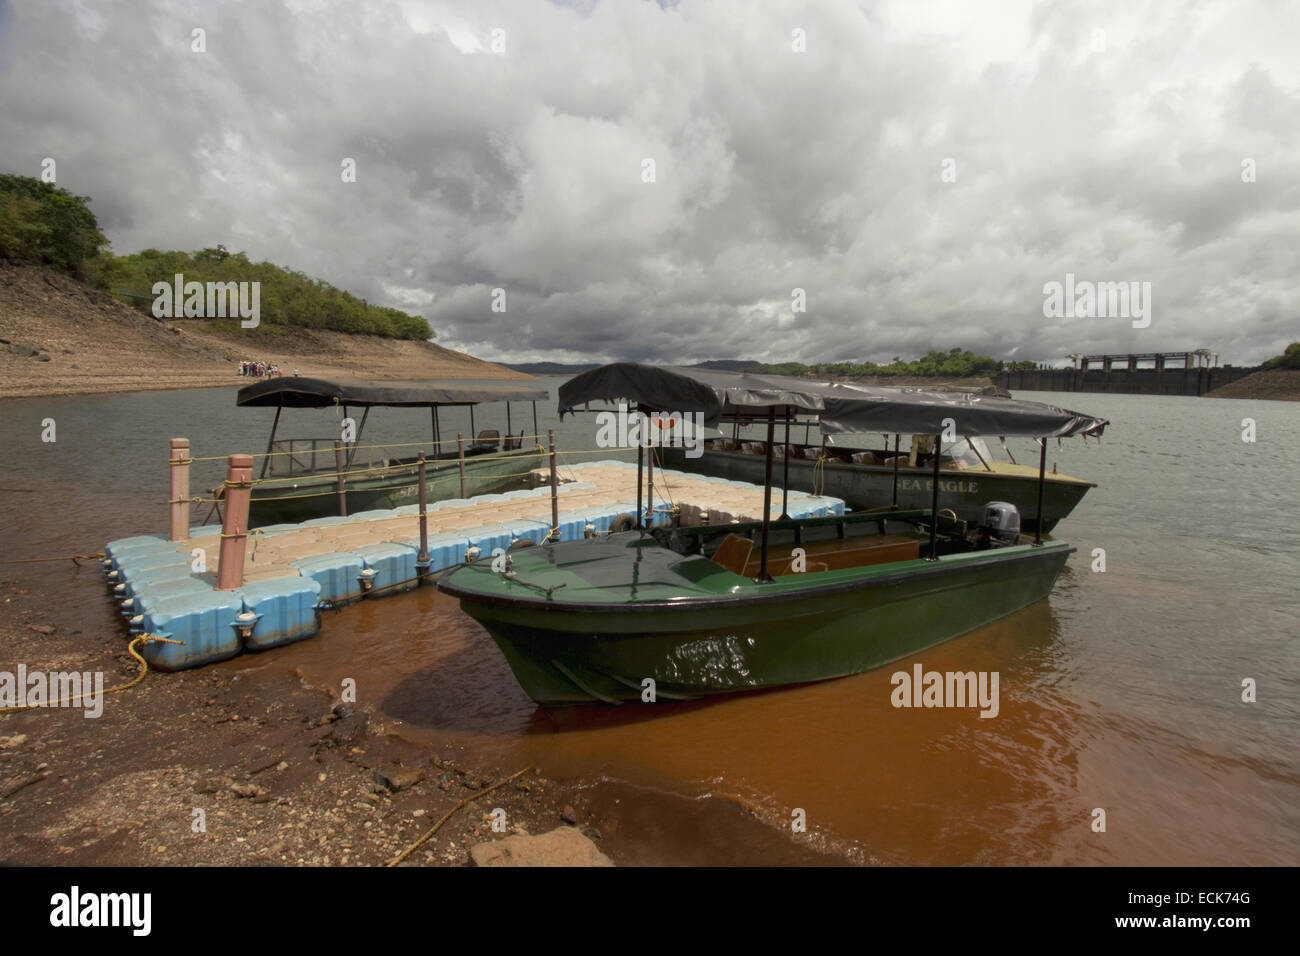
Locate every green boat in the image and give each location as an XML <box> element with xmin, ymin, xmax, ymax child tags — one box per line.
<box><xmin>438</xmin><ymin>364</ymin><xmax>1108</xmax><ymax>705</ymax></box>
<box><xmin>661</xmin><ymin>433</ymin><xmax>1096</xmax><ymax>533</ymax></box>
<box><xmin>233</xmin><ymin>377</ymin><xmax>548</xmax><ymax>527</ymax></box>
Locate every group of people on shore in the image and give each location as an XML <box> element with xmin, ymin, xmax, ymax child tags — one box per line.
<box><xmin>237</xmin><ymin>360</ymin><xmax>296</xmax><ymax>378</ymax></box>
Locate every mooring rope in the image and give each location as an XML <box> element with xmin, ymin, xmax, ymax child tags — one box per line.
<box><xmin>0</xmin><ymin>633</ymin><xmax>183</xmax><ymax>714</ymax></box>
<box><xmin>386</xmin><ymin>765</ymin><xmax>536</xmax><ymax>867</ymax></box>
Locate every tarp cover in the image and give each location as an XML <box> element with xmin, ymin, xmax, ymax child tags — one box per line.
<box><xmin>558</xmin><ymin>363</ymin><xmax>1107</xmax><ymax>439</ymax></box>
<box><xmin>237</xmin><ymin>377</ymin><xmax>549</xmax><ymax>408</ymax></box>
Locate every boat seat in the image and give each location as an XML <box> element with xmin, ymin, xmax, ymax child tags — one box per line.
<box><xmin>472</xmin><ymin>429</ymin><xmax>501</xmax><ymax>452</ymax></box>
<box><xmin>711</xmin><ymin>533</ymin><xmax>754</xmax><ymax>576</ymax></box>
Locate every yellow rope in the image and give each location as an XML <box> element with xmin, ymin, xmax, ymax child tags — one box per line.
<box><xmin>186</xmin><ymin>432</ymin><xmax>556</xmax><ymax>463</ymax></box>
<box><xmin>0</xmin><ymin>633</ymin><xmax>182</xmax><ymax>714</ymax></box>
<box><xmin>386</xmin><ymin>765</ymin><xmax>535</xmax><ymax>867</ymax></box>
<box><xmin>812</xmin><ymin>453</ymin><xmax>826</xmax><ymax>497</ymax></box>
<box><xmin>0</xmin><ymin>552</ymin><xmax>106</xmax><ymax>566</ymax></box>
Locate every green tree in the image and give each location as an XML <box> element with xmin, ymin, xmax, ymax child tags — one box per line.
<box><xmin>1262</xmin><ymin>342</ymin><xmax>1300</xmax><ymax>370</ymax></box>
<box><xmin>0</xmin><ymin>174</ymin><xmax>109</xmax><ymax>277</ymax></box>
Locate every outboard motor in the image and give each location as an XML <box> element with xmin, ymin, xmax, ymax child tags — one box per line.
<box><xmin>979</xmin><ymin>501</ymin><xmax>1021</xmax><ymax>546</ymax></box>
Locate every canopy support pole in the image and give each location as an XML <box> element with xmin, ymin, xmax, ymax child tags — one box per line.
<box><xmin>635</xmin><ymin>440</ymin><xmax>644</xmax><ymax>531</ymax></box>
<box><xmin>928</xmin><ymin>435</ymin><xmax>941</xmax><ymax>560</ymax></box>
<box><xmin>506</xmin><ymin>402</ymin><xmax>512</xmax><ymax>444</ymax></box>
<box><xmin>260</xmin><ymin>405</ymin><xmax>282</xmax><ymax>479</ymax></box>
<box><xmin>470</xmin><ymin>405</ymin><xmax>476</xmax><ymax>439</ymax></box>
<box><xmin>891</xmin><ymin>434</ymin><xmax>900</xmax><ymax>507</ymax></box>
<box><xmin>532</xmin><ymin>401</ymin><xmax>538</xmax><ymax>444</ymax></box>
<box><xmin>346</xmin><ymin>406</ymin><xmax>369</xmax><ymax>470</ymax></box>
<box><xmin>646</xmin><ymin>441</ymin><xmax>655</xmax><ymax>527</ymax></box>
<box><xmin>1034</xmin><ymin>438</ymin><xmax>1047</xmax><ymax>545</ymax></box>
<box><xmin>780</xmin><ymin>416</ymin><xmax>790</xmax><ymax>519</ymax></box>
<box><xmin>757</xmin><ymin>409</ymin><xmax>775</xmax><ymax>582</ymax></box>
<box><xmin>432</xmin><ymin>407</ymin><xmax>440</xmax><ymax>459</ymax></box>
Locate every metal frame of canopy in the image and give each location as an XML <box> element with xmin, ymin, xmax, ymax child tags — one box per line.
<box><xmin>558</xmin><ymin>363</ymin><xmax>1107</xmax><ymax>582</ymax></box>
<box><xmin>235</xmin><ymin>377</ymin><xmax>549</xmax><ymax>479</ymax></box>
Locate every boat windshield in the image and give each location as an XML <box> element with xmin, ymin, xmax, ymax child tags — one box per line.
<box><xmin>940</xmin><ymin>436</ymin><xmax>997</xmax><ymax>468</ymax></box>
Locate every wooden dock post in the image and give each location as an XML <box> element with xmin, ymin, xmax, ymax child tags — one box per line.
<box><xmin>416</xmin><ymin>452</ymin><xmax>429</xmax><ymax>580</ymax></box>
<box><xmin>334</xmin><ymin>440</ymin><xmax>348</xmax><ymax>517</ymax></box>
<box><xmin>216</xmin><ymin>454</ymin><xmax>253</xmax><ymax>590</ymax></box>
<box><xmin>169</xmin><ymin>437</ymin><xmax>190</xmax><ymax>542</ymax></box>
<box><xmin>457</xmin><ymin>432</ymin><xmax>466</xmax><ymax>498</ymax></box>
<box><xmin>548</xmin><ymin>428</ymin><xmax>559</xmax><ymax>541</ymax></box>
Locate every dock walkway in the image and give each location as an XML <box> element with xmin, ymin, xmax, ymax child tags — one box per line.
<box><xmin>104</xmin><ymin>461</ymin><xmax>845</xmax><ymax>671</ymax></box>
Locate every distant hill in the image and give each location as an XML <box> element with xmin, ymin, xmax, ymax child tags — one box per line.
<box><xmin>502</xmin><ymin>362</ymin><xmax>601</xmax><ymax>375</ymax></box>
<box><xmin>504</xmin><ymin>359</ymin><xmax>760</xmax><ymax>375</ymax></box>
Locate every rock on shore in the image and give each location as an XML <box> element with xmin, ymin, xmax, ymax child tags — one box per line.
<box><xmin>470</xmin><ymin>827</ymin><xmax>615</xmax><ymax>867</ymax></box>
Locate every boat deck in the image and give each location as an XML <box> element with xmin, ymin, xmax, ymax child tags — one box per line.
<box><xmin>103</xmin><ymin>460</ymin><xmax>845</xmax><ymax>671</ymax></box>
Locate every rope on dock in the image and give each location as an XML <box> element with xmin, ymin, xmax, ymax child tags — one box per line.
<box><xmin>386</xmin><ymin>765</ymin><xmax>535</xmax><ymax>867</ymax></box>
<box><xmin>0</xmin><ymin>552</ymin><xmax>106</xmax><ymax>566</ymax></box>
<box><xmin>184</xmin><ymin>432</ymin><xmax>560</xmax><ymax>463</ymax></box>
<box><xmin>0</xmin><ymin>633</ymin><xmax>183</xmax><ymax>714</ymax></box>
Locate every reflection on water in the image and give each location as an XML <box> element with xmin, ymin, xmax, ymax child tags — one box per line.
<box><xmin>1</xmin><ymin>384</ymin><xmax>1297</xmax><ymax>864</ymax></box>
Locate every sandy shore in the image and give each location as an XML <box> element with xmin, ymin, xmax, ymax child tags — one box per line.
<box><xmin>0</xmin><ymin>262</ymin><xmax>529</xmax><ymax>400</ymax></box>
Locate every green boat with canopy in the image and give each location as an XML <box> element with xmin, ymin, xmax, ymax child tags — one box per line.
<box><xmin>437</xmin><ymin>364</ymin><xmax>1108</xmax><ymax>705</ymax></box>
<box><xmin>234</xmin><ymin>377</ymin><xmax>549</xmax><ymax>527</ymax></box>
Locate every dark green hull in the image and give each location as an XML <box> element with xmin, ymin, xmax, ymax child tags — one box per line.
<box><xmin>662</xmin><ymin>448</ymin><xmax>1093</xmax><ymax>533</ymax></box>
<box><xmin>441</xmin><ymin>533</ymin><xmax>1072</xmax><ymax>704</ymax></box>
<box><xmin>248</xmin><ymin>447</ymin><xmax>542</xmax><ymax>527</ymax></box>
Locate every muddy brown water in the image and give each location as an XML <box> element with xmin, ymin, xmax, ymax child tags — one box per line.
<box><xmin>2</xmin><ymin>380</ymin><xmax>1297</xmax><ymax>864</ymax></box>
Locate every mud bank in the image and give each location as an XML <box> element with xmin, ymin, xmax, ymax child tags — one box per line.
<box><xmin>0</xmin><ymin>575</ymin><xmax>846</xmax><ymax>867</ymax></box>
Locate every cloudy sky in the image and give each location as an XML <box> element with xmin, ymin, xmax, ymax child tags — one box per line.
<box><xmin>1</xmin><ymin>0</ymin><xmax>1296</xmax><ymax>366</ymax></box>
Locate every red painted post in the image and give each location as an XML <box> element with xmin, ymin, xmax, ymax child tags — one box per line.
<box><xmin>416</xmin><ymin>452</ymin><xmax>429</xmax><ymax>580</ymax></box>
<box><xmin>169</xmin><ymin>438</ymin><xmax>190</xmax><ymax>542</ymax></box>
<box><xmin>216</xmin><ymin>453</ymin><xmax>254</xmax><ymax>590</ymax></box>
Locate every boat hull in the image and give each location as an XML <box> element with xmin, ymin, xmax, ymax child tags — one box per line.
<box><xmin>248</xmin><ymin>447</ymin><xmax>542</xmax><ymax>526</ymax></box>
<box><xmin>662</xmin><ymin>448</ymin><xmax>1092</xmax><ymax>533</ymax></box>
<box><xmin>445</xmin><ymin>537</ymin><xmax>1072</xmax><ymax>705</ymax></box>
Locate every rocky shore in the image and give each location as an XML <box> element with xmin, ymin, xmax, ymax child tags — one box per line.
<box><xmin>0</xmin><ymin>574</ymin><xmax>848</xmax><ymax>867</ymax></box>
<box><xmin>0</xmin><ymin>578</ymin><xmax>596</xmax><ymax>866</ymax></box>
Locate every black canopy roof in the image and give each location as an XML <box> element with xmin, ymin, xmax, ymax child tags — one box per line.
<box><xmin>237</xmin><ymin>377</ymin><xmax>548</xmax><ymax>409</ymax></box>
<box><xmin>558</xmin><ymin>363</ymin><xmax>1107</xmax><ymax>439</ymax></box>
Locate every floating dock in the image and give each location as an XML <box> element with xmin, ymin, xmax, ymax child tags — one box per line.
<box><xmin>105</xmin><ymin>461</ymin><xmax>845</xmax><ymax>671</ymax></box>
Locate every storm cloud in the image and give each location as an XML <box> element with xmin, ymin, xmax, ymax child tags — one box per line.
<box><xmin>1</xmin><ymin>0</ymin><xmax>1296</xmax><ymax>366</ymax></box>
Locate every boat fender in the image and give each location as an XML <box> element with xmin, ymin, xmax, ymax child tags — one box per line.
<box><xmin>610</xmin><ymin>513</ymin><xmax>636</xmax><ymax>533</ymax></box>
<box><xmin>508</xmin><ymin>538</ymin><xmax>537</xmax><ymax>551</ymax></box>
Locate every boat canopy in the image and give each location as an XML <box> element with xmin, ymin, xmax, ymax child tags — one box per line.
<box><xmin>558</xmin><ymin>363</ymin><xmax>1107</xmax><ymax>439</ymax></box>
<box><xmin>236</xmin><ymin>377</ymin><xmax>549</xmax><ymax>409</ymax></box>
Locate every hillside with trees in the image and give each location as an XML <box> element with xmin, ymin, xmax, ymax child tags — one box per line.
<box><xmin>0</xmin><ymin>174</ymin><xmax>431</xmax><ymax>340</ymax></box>
<box><xmin>746</xmin><ymin>348</ymin><xmax>1038</xmax><ymax>379</ymax></box>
